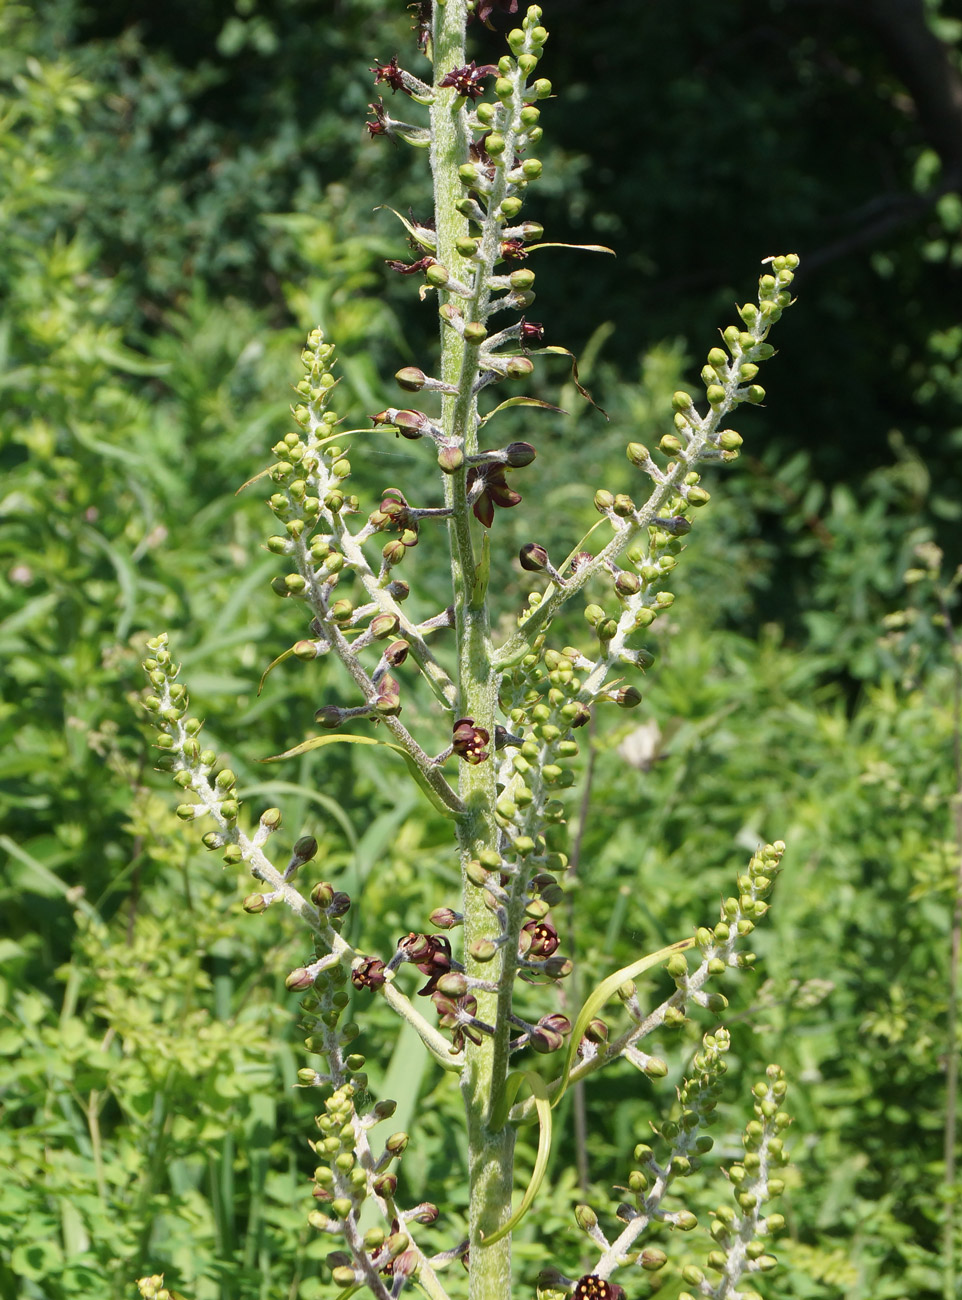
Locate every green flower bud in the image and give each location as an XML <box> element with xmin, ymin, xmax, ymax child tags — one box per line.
<box><xmin>521</xmin><ymin>158</ymin><xmax>542</xmax><ymax>179</ymax></box>
<box><xmin>687</xmin><ymin>486</ymin><xmax>711</xmax><ymax>506</ymax></box>
<box><xmin>426</xmin><ymin>262</ymin><xmax>451</xmax><ymax>286</ymax></box>
<box><xmin>469</xmin><ymin>938</ymin><xmax>499</xmax><ymax>961</ymax></box>
<box><xmin>438</xmin><ymin>445</ymin><xmax>464</xmax><ymax>473</ymax></box>
<box><xmin>395</xmin><ymin>366</ymin><xmax>426</xmax><ymax>391</ymax></box>
<box><xmin>659</xmin><ymin>433</ymin><xmax>683</xmax><ymax>455</ymax></box>
<box><xmin>385</xmin><ymin>1131</ymin><xmax>409</xmax><ymax>1155</ymax></box>
<box><xmin>243</xmin><ymin>893</ymin><xmax>268</xmax><ymax>913</ymax></box>
<box><xmin>532</xmin><ymin>78</ymin><xmax>551</xmax><ymax>98</ymax></box>
<box><xmin>506</xmin><ymin>355</ymin><xmax>535</xmax><ymax>379</ymax></box>
<box><xmin>464</xmin><ymin>321</ymin><xmax>487</xmax><ymax>344</ymax></box>
<box><xmin>500</xmin><ymin>195</ymin><xmax>523</xmax><ymax>219</ymax></box>
<box><xmin>594</xmin><ymin>489</ymin><xmax>614</xmax><ymax>512</ymax></box>
<box><xmin>640</xmin><ymin>1249</ymin><xmax>668</xmax><ymax>1272</ymax></box>
<box><xmin>509</xmin><ymin>268</ymin><xmax>535</xmax><ymax>290</ymax></box>
<box><xmin>574</xmin><ymin>1204</ymin><xmax>597</xmax><ymax>1232</ymax></box>
<box><xmin>494</xmin><ymin>77</ymin><xmax>513</xmax><ymax>99</ymax></box>
<box><xmin>747</xmin><ymin>384</ymin><xmax>766</xmax><ymax>403</ymax></box>
<box><xmin>626</xmin><ymin>442</ymin><xmax>649</xmax><ymax>467</ymax></box>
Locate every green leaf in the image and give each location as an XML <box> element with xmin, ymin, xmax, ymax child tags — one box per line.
<box><xmin>261</xmin><ymin>734</ymin><xmax>459</xmax><ymax>818</ymax></box>
<box><xmin>477</xmin><ymin>395</ymin><xmax>566</xmax><ymax>428</ymax></box>
<box><xmin>482</xmin><ymin>1069</ymin><xmax>552</xmax><ymax>1246</ymax></box>
<box><xmin>526</xmin><ymin>241</ymin><xmax>616</xmax><ymax>256</ymax></box>
<box><xmin>257</xmin><ymin>645</ymin><xmax>297</xmax><ymax>695</ymax></box>
<box><xmin>535</xmin><ymin>345</ymin><xmax>609</xmax><ymax>419</ymax></box>
<box><xmin>551</xmin><ymin>937</ymin><xmax>696</xmax><ymax>1112</ymax></box>
<box><xmin>373</xmin><ymin>205</ymin><xmax>436</xmax><ymax>251</ymax></box>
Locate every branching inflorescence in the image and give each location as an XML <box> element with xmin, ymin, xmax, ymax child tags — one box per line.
<box><xmin>139</xmin><ymin>3</ymin><xmax>798</xmax><ymax>1298</ymax></box>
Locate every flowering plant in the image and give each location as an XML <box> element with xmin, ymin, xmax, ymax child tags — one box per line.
<box><xmin>139</xmin><ymin>3</ymin><xmax>797</xmax><ymax>1298</ymax></box>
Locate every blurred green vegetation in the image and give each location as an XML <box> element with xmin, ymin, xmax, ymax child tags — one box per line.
<box><xmin>1</xmin><ymin>0</ymin><xmax>961</xmax><ymax>1298</ymax></box>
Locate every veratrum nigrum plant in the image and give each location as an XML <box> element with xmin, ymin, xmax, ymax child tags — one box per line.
<box><xmin>139</xmin><ymin>3</ymin><xmax>797</xmax><ymax>1298</ymax></box>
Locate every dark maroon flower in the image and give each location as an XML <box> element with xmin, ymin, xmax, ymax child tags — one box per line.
<box><xmin>352</xmin><ymin>957</ymin><xmax>387</xmax><ymax>991</ymax></box>
<box><xmin>520</xmin><ymin>318</ymin><xmax>545</xmax><ymax>346</ymax></box>
<box><xmin>466</xmin><ymin>463</ymin><xmax>523</xmax><ymax>528</ymax></box>
<box><xmin>372</xmin><ymin>55</ymin><xmax>408</xmax><ymax>94</ymax></box>
<box><xmin>439</xmin><ymin>60</ymin><xmax>498</xmax><ymax>101</ymax></box>
<box><xmin>521</xmin><ymin>917</ymin><xmax>560</xmax><ymax>958</ymax></box>
<box><xmin>529</xmin><ymin>1013</ymin><xmax>571</xmax><ymax>1053</ymax></box>
<box><xmin>432</xmin><ymin>990</ymin><xmax>481</xmax><ymax>1050</ymax></box>
<box><xmin>397</xmin><ymin>932</ymin><xmax>454</xmax><ymax>996</ymax></box>
<box><xmin>473</xmin><ymin>0</ymin><xmax>519</xmax><ymax>26</ymax></box>
<box><xmin>573</xmin><ymin>1277</ymin><xmax>626</xmax><ymax>1300</ymax></box>
<box><xmin>500</xmin><ymin>238</ymin><xmax>527</xmax><ymax>261</ymax></box>
<box><xmin>367</xmin><ymin>100</ymin><xmax>389</xmax><ymax>137</ymax></box>
<box><xmin>452</xmin><ymin>716</ymin><xmax>490</xmax><ymax>765</ymax></box>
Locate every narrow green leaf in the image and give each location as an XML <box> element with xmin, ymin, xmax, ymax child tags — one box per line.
<box><xmin>257</xmin><ymin>646</ymin><xmax>297</xmax><ymax>695</ymax></box>
<box><xmin>526</xmin><ymin>241</ymin><xmax>616</xmax><ymax>256</ymax></box>
<box><xmin>535</xmin><ymin>345</ymin><xmax>609</xmax><ymax>419</ymax></box>
<box><xmin>261</xmin><ymin>734</ymin><xmax>458</xmax><ymax>819</ymax></box>
<box><xmin>478</xmin><ymin>395</ymin><xmax>566</xmax><ymax>427</ymax></box>
<box><xmin>552</xmin><ymin>937</ymin><xmax>696</xmax><ymax>1111</ymax></box>
<box><xmin>373</xmin><ymin>205</ymin><xmax>436</xmax><ymax>251</ymax></box>
<box><xmin>482</xmin><ymin>1069</ymin><xmax>552</xmax><ymax>1246</ymax></box>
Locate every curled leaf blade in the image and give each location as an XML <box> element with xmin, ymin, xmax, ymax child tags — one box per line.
<box><xmin>481</xmin><ymin>1069</ymin><xmax>552</xmax><ymax>1246</ymax></box>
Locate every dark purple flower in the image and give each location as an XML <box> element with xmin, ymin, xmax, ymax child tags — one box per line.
<box><xmin>412</xmin><ymin>1</ymin><xmax>432</xmax><ymax>51</ymax></box>
<box><xmin>573</xmin><ymin>1277</ymin><xmax>626</xmax><ymax>1300</ymax></box>
<box><xmin>439</xmin><ymin>60</ymin><xmax>498</xmax><ymax>102</ymax></box>
<box><xmin>372</xmin><ymin>56</ymin><xmax>408</xmax><ymax>94</ymax></box>
<box><xmin>500</xmin><ymin>238</ymin><xmax>527</xmax><ymax>261</ymax></box>
<box><xmin>452</xmin><ymin>717</ymin><xmax>490</xmax><ymax>765</ymax></box>
<box><xmin>397</xmin><ymin>932</ymin><xmax>454</xmax><ymax>996</ymax></box>
<box><xmin>384</xmin><ymin>256</ymin><xmax>436</xmax><ymax>274</ymax></box>
<box><xmin>466</xmin><ymin>463</ymin><xmax>522</xmax><ymax>528</ymax></box>
<box><xmin>432</xmin><ymin>990</ymin><xmax>481</xmax><ymax>1051</ymax></box>
<box><xmin>352</xmin><ymin>957</ymin><xmax>387</xmax><ymax>991</ymax></box>
<box><xmin>520</xmin><ymin>317</ymin><xmax>545</xmax><ymax>346</ymax></box>
<box><xmin>367</xmin><ymin>100</ymin><xmax>389</xmax><ymax>137</ymax></box>
<box><xmin>521</xmin><ymin>917</ymin><xmax>560</xmax><ymax>958</ymax></box>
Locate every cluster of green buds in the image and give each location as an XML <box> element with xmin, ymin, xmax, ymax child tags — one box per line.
<box><xmin>678</xmin><ymin>1066</ymin><xmax>791</xmax><ymax>1300</ymax></box>
<box><xmin>537</xmin><ymin>1036</ymin><xmax>789</xmax><ymax>1300</ymax></box>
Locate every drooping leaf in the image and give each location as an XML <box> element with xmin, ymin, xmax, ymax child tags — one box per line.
<box><xmin>261</xmin><ymin>734</ymin><xmax>460</xmax><ymax>818</ymax></box>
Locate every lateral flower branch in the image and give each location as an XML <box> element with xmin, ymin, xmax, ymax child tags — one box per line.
<box><xmin>139</xmin><ymin>3</ymin><xmax>798</xmax><ymax>1299</ymax></box>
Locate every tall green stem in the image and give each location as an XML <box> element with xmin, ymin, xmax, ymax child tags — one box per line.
<box><xmin>431</xmin><ymin>3</ymin><xmax>515</xmax><ymax>1294</ymax></box>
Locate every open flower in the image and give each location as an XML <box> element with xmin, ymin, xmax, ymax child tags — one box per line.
<box><xmin>521</xmin><ymin>917</ymin><xmax>560</xmax><ymax>957</ymax></box>
<box><xmin>573</xmin><ymin>1278</ymin><xmax>625</xmax><ymax>1300</ymax></box>
<box><xmin>439</xmin><ymin>60</ymin><xmax>498</xmax><ymax>101</ymax></box>
<box><xmin>466</xmin><ymin>464</ymin><xmax>522</xmax><ymax>528</ymax></box>
<box><xmin>452</xmin><ymin>716</ymin><xmax>490</xmax><ymax>764</ymax></box>
<box><xmin>351</xmin><ymin>957</ymin><xmax>387</xmax><ymax>991</ymax></box>
<box><xmin>397</xmin><ymin>932</ymin><xmax>454</xmax><ymax>995</ymax></box>
<box><xmin>372</xmin><ymin>55</ymin><xmax>408</xmax><ymax>94</ymax></box>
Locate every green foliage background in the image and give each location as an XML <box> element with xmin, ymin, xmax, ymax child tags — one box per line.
<box><xmin>1</xmin><ymin>0</ymin><xmax>960</xmax><ymax>1297</ymax></box>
